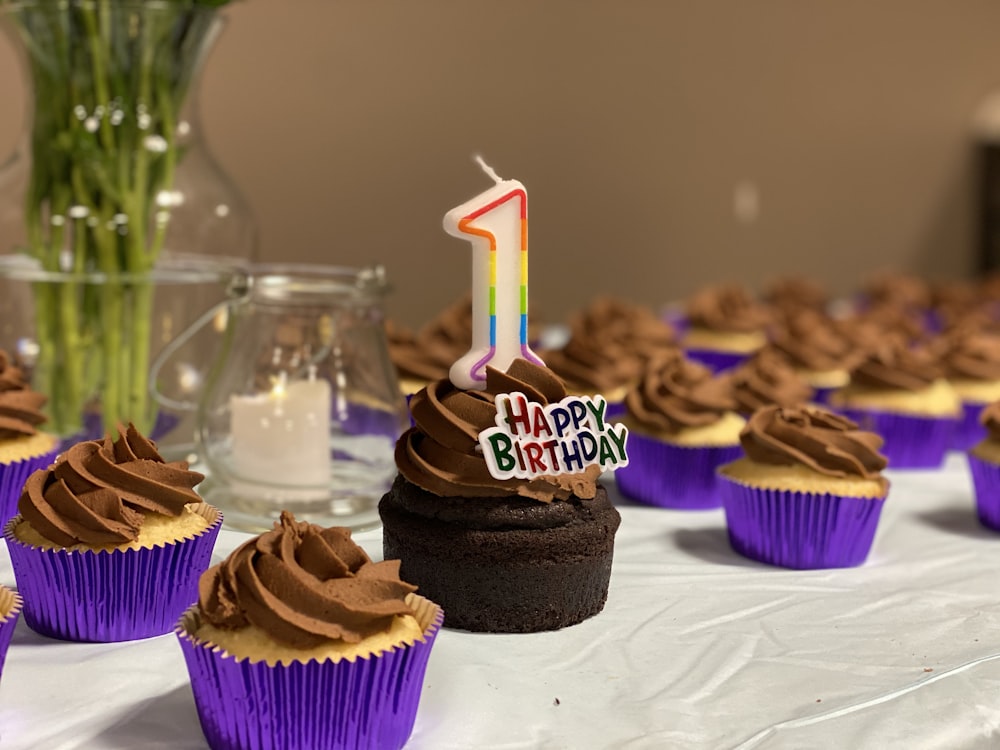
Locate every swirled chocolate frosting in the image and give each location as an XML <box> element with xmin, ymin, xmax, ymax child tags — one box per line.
<box><xmin>543</xmin><ymin>297</ymin><xmax>675</xmax><ymax>393</ymax></box>
<box><xmin>0</xmin><ymin>350</ymin><xmax>47</xmax><ymax>440</ymax></box>
<box><xmin>763</xmin><ymin>276</ymin><xmax>828</xmax><ymax>313</ymax></box>
<box><xmin>740</xmin><ymin>405</ymin><xmax>887</xmax><ymax>478</ymax></box>
<box><xmin>940</xmin><ymin>330</ymin><xmax>1000</xmax><ymax>382</ymax></box>
<box><xmin>17</xmin><ymin>423</ymin><xmax>204</xmax><ymax>546</ymax></box>
<box><xmin>625</xmin><ymin>352</ymin><xmax>738</xmax><ymax>433</ymax></box>
<box><xmin>848</xmin><ymin>340</ymin><xmax>942</xmax><ymax>391</ymax></box>
<box><xmin>198</xmin><ymin>511</ymin><xmax>416</xmax><ymax>648</ymax></box>
<box><xmin>396</xmin><ymin>358</ymin><xmax>599</xmax><ymax>503</ymax></box>
<box><xmin>770</xmin><ymin>311</ymin><xmax>860</xmax><ymax>373</ymax></box>
<box><xmin>727</xmin><ymin>349</ymin><xmax>814</xmax><ymax>415</ymax></box>
<box><xmin>863</xmin><ymin>272</ymin><xmax>931</xmax><ymax>310</ymax></box>
<box><xmin>685</xmin><ymin>283</ymin><xmax>770</xmax><ymax>333</ymax></box>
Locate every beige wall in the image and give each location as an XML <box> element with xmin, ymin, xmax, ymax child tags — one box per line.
<box><xmin>3</xmin><ymin>1</ymin><xmax>1000</xmax><ymax>326</ymax></box>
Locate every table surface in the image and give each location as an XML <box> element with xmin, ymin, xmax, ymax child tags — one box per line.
<box><xmin>1</xmin><ymin>453</ymin><xmax>998</xmax><ymax>750</ymax></box>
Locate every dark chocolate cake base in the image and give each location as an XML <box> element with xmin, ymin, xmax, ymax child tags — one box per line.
<box><xmin>379</xmin><ymin>475</ymin><xmax>621</xmax><ymax>633</ymax></box>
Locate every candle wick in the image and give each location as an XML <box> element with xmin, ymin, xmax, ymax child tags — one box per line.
<box><xmin>474</xmin><ymin>154</ymin><xmax>503</xmax><ymax>185</ymax></box>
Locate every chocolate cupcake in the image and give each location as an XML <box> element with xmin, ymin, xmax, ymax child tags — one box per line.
<box><xmin>940</xmin><ymin>328</ymin><xmax>1000</xmax><ymax>450</ymax></box>
<box><xmin>379</xmin><ymin>358</ymin><xmax>621</xmax><ymax>633</ymax></box>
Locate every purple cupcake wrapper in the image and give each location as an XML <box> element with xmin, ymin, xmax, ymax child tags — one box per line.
<box><xmin>176</xmin><ymin>594</ymin><xmax>444</xmax><ymax>750</ymax></box>
<box><xmin>605</xmin><ymin>401</ymin><xmax>626</xmax><ymax>421</ymax></box>
<box><xmin>615</xmin><ymin>433</ymin><xmax>743</xmax><ymax>509</ymax></box>
<box><xmin>835</xmin><ymin>408</ymin><xmax>955</xmax><ymax>469</ymax></box>
<box><xmin>3</xmin><ymin>504</ymin><xmax>222</xmax><ymax>642</ymax></box>
<box><xmin>683</xmin><ymin>348</ymin><xmax>751</xmax><ymax>373</ymax></box>
<box><xmin>810</xmin><ymin>385</ymin><xmax>839</xmax><ymax>407</ymax></box>
<box><xmin>0</xmin><ymin>588</ymin><xmax>23</xmax><ymax>681</ymax></box>
<box><xmin>966</xmin><ymin>453</ymin><xmax>1000</xmax><ymax>532</ymax></box>
<box><xmin>1</xmin><ymin>446</ymin><xmax>60</xmax><ymax>525</ymax></box>
<box><xmin>952</xmin><ymin>402</ymin><xmax>988</xmax><ymax>453</ymax></box>
<box><xmin>719</xmin><ymin>475</ymin><xmax>886</xmax><ymax>569</ymax></box>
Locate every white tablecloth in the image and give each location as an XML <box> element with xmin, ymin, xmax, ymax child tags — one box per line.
<box><xmin>1</xmin><ymin>453</ymin><xmax>999</xmax><ymax>750</ymax></box>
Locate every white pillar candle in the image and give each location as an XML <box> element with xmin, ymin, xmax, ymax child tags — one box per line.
<box><xmin>443</xmin><ymin>157</ymin><xmax>543</xmax><ymax>390</ymax></box>
<box><xmin>229</xmin><ymin>371</ymin><xmax>332</xmax><ymax>487</ymax></box>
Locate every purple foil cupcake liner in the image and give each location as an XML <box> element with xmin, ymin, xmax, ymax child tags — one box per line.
<box><xmin>615</xmin><ymin>433</ymin><xmax>743</xmax><ymax>509</ymax></box>
<box><xmin>719</xmin><ymin>476</ymin><xmax>886</xmax><ymax>569</ymax></box>
<box><xmin>810</xmin><ymin>385</ymin><xmax>838</xmax><ymax>407</ymax></box>
<box><xmin>0</xmin><ymin>587</ymin><xmax>22</xmax><ymax>681</ymax></box>
<box><xmin>3</xmin><ymin>504</ymin><xmax>222</xmax><ymax>642</ymax></box>
<box><xmin>952</xmin><ymin>402</ymin><xmax>988</xmax><ymax>453</ymax></box>
<box><xmin>176</xmin><ymin>594</ymin><xmax>444</xmax><ymax>750</ymax></box>
<box><xmin>683</xmin><ymin>348</ymin><xmax>751</xmax><ymax>373</ymax></box>
<box><xmin>605</xmin><ymin>401</ymin><xmax>626</xmax><ymax>421</ymax></box>
<box><xmin>967</xmin><ymin>453</ymin><xmax>1000</xmax><ymax>532</ymax></box>
<box><xmin>0</xmin><ymin>446</ymin><xmax>60</xmax><ymax>524</ymax></box>
<box><xmin>836</xmin><ymin>408</ymin><xmax>955</xmax><ymax>469</ymax></box>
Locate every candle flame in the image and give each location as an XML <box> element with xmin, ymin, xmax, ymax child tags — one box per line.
<box><xmin>474</xmin><ymin>154</ymin><xmax>503</xmax><ymax>185</ymax></box>
<box><xmin>269</xmin><ymin>371</ymin><xmax>289</xmax><ymax>399</ymax></box>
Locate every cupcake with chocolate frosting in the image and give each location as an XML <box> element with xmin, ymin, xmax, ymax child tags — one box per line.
<box><xmin>0</xmin><ymin>349</ymin><xmax>60</xmax><ymax>522</ymax></box>
<box><xmin>177</xmin><ymin>511</ymin><xmax>442</xmax><ymax>750</ymax></box>
<box><xmin>719</xmin><ymin>405</ymin><xmax>890</xmax><ymax>568</ymax></box>
<box><xmin>4</xmin><ymin>423</ymin><xmax>220</xmax><ymax>641</ymax></box>
<box><xmin>967</xmin><ymin>401</ymin><xmax>1000</xmax><ymax>531</ymax></box>
<box><xmin>769</xmin><ymin>310</ymin><xmax>860</xmax><ymax>403</ymax></box>
<box><xmin>542</xmin><ymin>296</ymin><xmax>675</xmax><ymax>419</ymax></box>
<box><xmin>615</xmin><ymin>352</ymin><xmax>744</xmax><ymax>508</ymax></box>
<box><xmin>828</xmin><ymin>339</ymin><xmax>959</xmax><ymax>468</ymax></box>
<box><xmin>940</xmin><ymin>329</ymin><xmax>1000</xmax><ymax>450</ymax></box>
<box><xmin>379</xmin><ymin>358</ymin><xmax>621</xmax><ymax>633</ymax></box>
<box><xmin>726</xmin><ymin>348</ymin><xmax>815</xmax><ymax>416</ymax></box>
<box><xmin>0</xmin><ymin>585</ymin><xmax>21</xmax><ymax>685</ymax></box>
<box><xmin>681</xmin><ymin>283</ymin><xmax>770</xmax><ymax>372</ymax></box>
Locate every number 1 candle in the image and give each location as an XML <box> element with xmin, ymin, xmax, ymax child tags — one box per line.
<box><xmin>444</xmin><ymin>157</ymin><xmax>544</xmax><ymax>390</ymax></box>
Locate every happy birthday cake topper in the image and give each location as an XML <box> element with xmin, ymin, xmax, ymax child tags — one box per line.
<box><xmin>479</xmin><ymin>392</ymin><xmax>629</xmax><ymax>479</ymax></box>
<box><xmin>443</xmin><ymin>156</ymin><xmax>544</xmax><ymax>390</ymax></box>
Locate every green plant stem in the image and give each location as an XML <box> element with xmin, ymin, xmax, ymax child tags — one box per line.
<box><xmin>11</xmin><ymin>1</ymin><xmax>219</xmax><ymax>439</ymax></box>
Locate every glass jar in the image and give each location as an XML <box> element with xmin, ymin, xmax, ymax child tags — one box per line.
<box><xmin>189</xmin><ymin>264</ymin><xmax>408</xmax><ymax>532</ymax></box>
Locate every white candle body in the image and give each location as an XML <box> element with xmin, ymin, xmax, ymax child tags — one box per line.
<box><xmin>444</xmin><ymin>177</ymin><xmax>540</xmax><ymax>390</ymax></box>
<box><xmin>229</xmin><ymin>378</ymin><xmax>332</xmax><ymax>487</ymax></box>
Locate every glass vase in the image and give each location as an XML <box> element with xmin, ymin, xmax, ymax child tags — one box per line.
<box><xmin>192</xmin><ymin>264</ymin><xmax>409</xmax><ymax>532</ymax></box>
<box><xmin>0</xmin><ymin>0</ymin><xmax>256</xmax><ymax>457</ymax></box>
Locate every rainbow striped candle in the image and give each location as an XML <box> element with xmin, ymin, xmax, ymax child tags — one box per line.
<box><xmin>443</xmin><ymin>158</ymin><xmax>543</xmax><ymax>390</ymax></box>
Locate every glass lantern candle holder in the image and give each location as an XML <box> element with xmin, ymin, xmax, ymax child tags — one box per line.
<box><xmin>191</xmin><ymin>264</ymin><xmax>407</xmax><ymax>532</ymax></box>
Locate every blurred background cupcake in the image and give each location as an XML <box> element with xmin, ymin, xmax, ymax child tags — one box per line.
<box><xmin>725</xmin><ymin>348</ymin><xmax>815</xmax><ymax>417</ymax></box>
<box><xmin>828</xmin><ymin>338</ymin><xmax>959</xmax><ymax>468</ymax></box>
<box><xmin>718</xmin><ymin>405</ymin><xmax>890</xmax><ymax>569</ymax></box>
<box><xmin>680</xmin><ymin>283</ymin><xmax>770</xmax><ymax>372</ymax></box>
<box><xmin>965</xmin><ymin>400</ymin><xmax>1000</xmax><ymax>532</ymax></box>
<box><xmin>0</xmin><ymin>349</ymin><xmax>60</xmax><ymax>524</ymax></box>
<box><xmin>542</xmin><ymin>296</ymin><xmax>676</xmax><ymax>419</ymax></box>
<box><xmin>177</xmin><ymin>511</ymin><xmax>442</xmax><ymax>750</ymax></box>
<box><xmin>386</xmin><ymin>294</ymin><xmax>471</xmax><ymax>398</ymax></box>
<box><xmin>615</xmin><ymin>352</ymin><xmax>744</xmax><ymax>509</ymax></box>
<box><xmin>768</xmin><ymin>310</ymin><xmax>859</xmax><ymax>404</ymax></box>
<box><xmin>0</xmin><ymin>584</ymin><xmax>21</xmax><ymax>684</ymax></box>
<box><xmin>5</xmin><ymin>424</ymin><xmax>221</xmax><ymax>641</ymax></box>
<box><xmin>939</xmin><ymin>326</ymin><xmax>1000</xmax><ymax>450</ymax></box>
